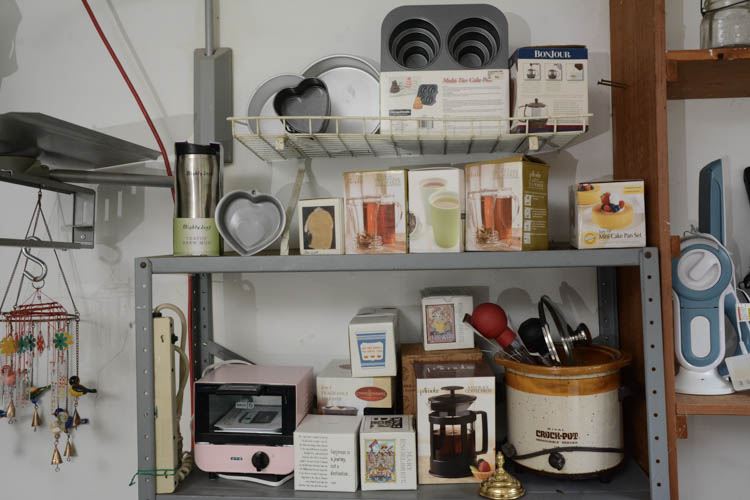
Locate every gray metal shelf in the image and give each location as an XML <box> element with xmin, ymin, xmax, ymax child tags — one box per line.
<box><xmin>134</xmin><ymin>247</ymin><xmax>669</xmax><ymax>500</ymax></box>
<box><xmin>162</xmin><ymin>458</ymin><xmax>649</xmax><ymax>499</ymax></box>
<box><xmin>144</xmin><ymin>248</ymin><xmax>644</xmax><ymax>274</ymax></box>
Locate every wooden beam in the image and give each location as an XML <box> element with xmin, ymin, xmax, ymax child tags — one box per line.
<box><xmin>610</xmin><ymin>1</ymin><xmax>677</xmax><ymax>499</ymax></box>
<box><xmin>667</xmin><ymin>48</ymin><xmax>750</xmax><ymax>100</ymax></box>
<box><xmin>676</xmin><ymin>392</ymin><xmax>750</xmax><ymax>416</ymax></box>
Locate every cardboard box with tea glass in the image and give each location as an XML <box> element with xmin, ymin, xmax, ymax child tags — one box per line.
<box><xmin>294</xmin><ymin>414</ymin><xmax>361</xmax><ymax>492</ymax></box>
<box><xmin>421</xmin><ymin>288</ymin><xmax>474</xmax><ymax>351</ymax></box>
<box><xmin>415</xmin><ymin>361</ymin><xmax>496</xmax><ymax>485</ymax></box>
<box><xmin>510</xmin><ymin>46</ymin><xmax>589</xmax><ymax>133</ymax></box>
<box><xmin>344</xmin><ymin>170</ymin><xmax>408</xmax><ymax>254</ymax></box>
<box><xmin>571</xmin><ymin>180</ymin><xmax>646</xmax><ymax>249</ymax></box>
<box><xmin>316</xmin><ymin>359</ymin><xmax>395</xmax><ymax>416</ymax></box>
<box><xmin>465</xmin><ymin>156</ymin><xmax>549</xmax><ymax>251</ymax></box>
<box><xmin>408</xmin><ymin>168</ymin><xmax>464</xmax><ymax>253</ymax></box>
<box><xmin>349</xmin><ymin>307</ymin><xmax>399</xmax><ymax>377</ymax></box>
<box><xmin>359</xmin><ymin>415</ymin><xmax>417</xmax><ymax>491</ymax></box>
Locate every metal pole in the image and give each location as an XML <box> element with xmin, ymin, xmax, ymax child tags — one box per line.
<box><xmin>205</xmin><ymin>0</ymin><xmax>214</xmax><ymax>56</ymax></box>
<box><xmin>49</xmin><ymin>169</ymin><xmax>172</xmax><ymax>188</ymax></box>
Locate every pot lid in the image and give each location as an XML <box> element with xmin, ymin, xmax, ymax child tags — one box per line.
<box><xmin>428</xmin><ymin>386</ymin><xmax>476</xmax><ymax>411</ymax></box>
<box><xmin>526</xmin><ymin>98</ymin><xmax>546</xmax><ymax>108</ymax></box>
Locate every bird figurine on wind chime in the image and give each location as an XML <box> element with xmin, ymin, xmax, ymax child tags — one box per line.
<box><xmin>0</xmin><ymin>190</ymin><xmax>97</xmax><ymax>470</ymax></box>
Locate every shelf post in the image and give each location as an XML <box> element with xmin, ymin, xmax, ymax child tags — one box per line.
<box><xmin>639</xmin><ymin>248</ymin><xmax>670</xmax><ymax>499</ymax></box>
<box><xmin>596</xmin><ymin>267</ymin><xmax>619</xmax><ymax>348</ymax></box>
<box><xmin>191</xmin><ymin>273</ymin><xmax>214</xmax><ymax>377</ymax></box>
<box><xmin>134</xmin><ymin>258</ymin><xmax>156</xmax><ymax>500</ymax></box>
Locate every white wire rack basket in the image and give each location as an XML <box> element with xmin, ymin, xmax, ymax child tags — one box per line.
<box><xmin>229</xmin><ymin>114</ymin><xmax>591</xmax><ymax>162</ymax></box>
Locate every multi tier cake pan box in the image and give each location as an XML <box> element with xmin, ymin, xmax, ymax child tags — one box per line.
<box><xmin>380</xmin><ymin>4</ymin><xmax>510</xmax><ymax>135</ymax></box>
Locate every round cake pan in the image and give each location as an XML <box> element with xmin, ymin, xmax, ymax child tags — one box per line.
<box><xmin>246</xmin><ymin>74</ymin><xmax>304</xmax><ymax>134</ymax></box>
<box><xmin>302</xmin><ymin>54</ymin><xmax>380</xmax><ymax>134</ymax></box>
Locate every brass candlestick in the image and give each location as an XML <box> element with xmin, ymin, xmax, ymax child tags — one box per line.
<box><xmin>479</xmin><ymin>451</ymin><xmax>525</xmax><ymax>499</ymax></box>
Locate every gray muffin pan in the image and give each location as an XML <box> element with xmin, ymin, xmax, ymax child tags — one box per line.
<box><xmin>381</xmin><ymin>4</ymin><xmax>509</xmax><ymax>72</ymax></box>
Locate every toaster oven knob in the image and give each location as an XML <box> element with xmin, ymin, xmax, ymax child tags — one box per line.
<box><xmin>252</xmin><ymin>451</ymin><xmax>270</xmax><ymax>472</ymax></box>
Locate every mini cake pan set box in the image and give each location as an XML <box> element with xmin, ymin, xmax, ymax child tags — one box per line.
<box><xmin>380</xmin><ymin>4</ymin><xmax>510</xmax><ymax>135</ymax></box>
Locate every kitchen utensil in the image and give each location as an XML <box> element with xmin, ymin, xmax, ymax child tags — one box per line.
<box><xmin>302</xmin><ymin>55</ymin><xmax>380</xmax><ymax>134</ymax></box>
<box><xmin>173</xmin><ymin>142</ymin><xmax>221</xmax><ymax>256</ymax></box>
<box><xmin>272</xmin><ymin>78</ymin><xmax>331</xmax><ymax>134</ymax></box>
<box><xmin>381</xmin><ymin>5</ymin><xmax>509</xmax><ymax>71</ymax></box>
<box><xmin>246</xmin><ymin>74</ymin><xmax>304</xmax><ymax>134</ymax></box>
<box><xmin>673</xmin><ymin>159</ymin><xmax>750</xmax><ymax>394</ymax></box>
<box><xmin>537</xmin><ymin>295</ymin><xmax>592</xmax><ymax>366</ymax></box>
<box><xmin>427</xmin><ymin>386</ymin><xmax>488</xmax><ymax>478</ymax></box>
<box><xmin>465</xmin><ymin>304</ymin><xmax>534</xmax><ymax>364</ymax></box>
<box><xmin>700</xmin><ymin>0</ymin><xmax>750</xmax><ymax>48</ymax></box>
<box><xmin>215</xmin><ymin>190</ymin><xmax>286</xmax><ymax>256</ymax></box>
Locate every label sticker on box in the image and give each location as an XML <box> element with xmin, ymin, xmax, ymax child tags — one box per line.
<box><xmin>737</xmin><ymin>303</ymin><xmax>750</xmax><ymax>323</ymax></box>
<box><xmin>357</xmin><ymin>332</ymin><xmax>387</xmax><ymax>367</ymax></box>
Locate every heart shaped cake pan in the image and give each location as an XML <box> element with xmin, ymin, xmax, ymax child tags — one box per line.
<box><xmin>273</xmin><ymin>77</ymin><xmax>331</xmax><ymax>134</ymax></box>
<box><xmin>215</xmin><ymin>190</ymin><xmax>286</xmax><ymax>256</ymax></box>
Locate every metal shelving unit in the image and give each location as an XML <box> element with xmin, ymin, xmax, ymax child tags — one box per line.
<box><xmin>133</xmin><ymin>247</ymin><xmax>669</xmax><ymax>500</ymax></box>
<box><xmin>229</xmin><ymin>115</ymin><xmax>590</xmax><ymax>161</ymax></box>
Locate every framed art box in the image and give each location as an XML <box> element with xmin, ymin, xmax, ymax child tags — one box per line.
<box><xmin>359</xmin><ymin>415</ymin><xmax>417</xmax><ymax>491</ymax></box>
<box><xmin>298</xmin><ymin>198</ymin><xmax>344</xmax><ymax>255</ymax></box>
<box><xmin>421</xmin><ymin>288</ymin><xmax>474</xmax><ymax>351</ymax></box>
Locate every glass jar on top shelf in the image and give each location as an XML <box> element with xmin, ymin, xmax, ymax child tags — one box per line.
<box><xmin>700</xmin><ymin>0</ymin><xmax>750</xmax><ymax>48</ymax></box>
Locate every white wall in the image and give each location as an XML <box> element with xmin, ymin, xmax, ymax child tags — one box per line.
<box><xmin>0</xmin><ymin>1</ymin><xmax>626</xmax><ymax>499</ymax></box>
<box><xmin>666</xmin><ymin>1</ymin><xmax>750</xmax><ymax>499</ymax></box>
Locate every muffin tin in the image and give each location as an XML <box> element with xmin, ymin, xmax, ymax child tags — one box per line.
<box><xmin>381</xmin><ymin>4</ymin><xmax>509</xmax><ymax>72</ymax></box>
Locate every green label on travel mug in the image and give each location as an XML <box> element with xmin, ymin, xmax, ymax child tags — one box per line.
<box><xmin>173</xmin><ymin>218</ymin><xmax>219</xmax><ymax>256</ymax></box>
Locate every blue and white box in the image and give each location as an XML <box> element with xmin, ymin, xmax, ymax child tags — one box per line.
<box><xmin>349</xmin><ymin>307</ymin><xmax>399</xmax><ymax>377</ymax></box>
<box><xmin>510</xmin><ymin>46</ymin><xmax>589</xmax><ymax>133</ymax></box>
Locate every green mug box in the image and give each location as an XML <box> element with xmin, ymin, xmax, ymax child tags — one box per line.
<box><xmin>408</xmin><ymin>168</ymin><xmax>465</xmax><ymax>253</ymax></box>
<box><xmin>465</xmin><ymin>156</ymin><xmax>549</xmax><ymax>251</ymax></box>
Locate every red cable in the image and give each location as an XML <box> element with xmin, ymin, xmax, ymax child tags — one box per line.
<box><xmin>80</xmin><ymin>0</ymin><xmax>174</xmax><ymax>185</ymax></box>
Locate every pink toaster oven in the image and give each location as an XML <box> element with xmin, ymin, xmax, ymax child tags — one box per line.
<box><xmin>194</xmin><ymin>364</ymin><xmax>313</xmax><ymax>477</ymax></box>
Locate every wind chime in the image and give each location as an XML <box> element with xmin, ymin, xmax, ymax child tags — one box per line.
<box><xmin>0</xmin><ymin>191</ymin><xmax>96</xmax><ymax>470</ymax></box>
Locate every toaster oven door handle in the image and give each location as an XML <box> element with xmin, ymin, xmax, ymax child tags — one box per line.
<box><xmin>215</xmin><ymin>384</ymin><xmax>262</xmax><ymax>394</ymax></box>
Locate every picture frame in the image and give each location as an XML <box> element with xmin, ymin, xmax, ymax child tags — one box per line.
<box><xmin>297</xmin><ymin>198</ymin><xmax>344</xmax><ymax>255</ymax></box>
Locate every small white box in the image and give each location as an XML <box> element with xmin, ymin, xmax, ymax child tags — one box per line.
<box><xmin>349</xmin><ymin>307</ymin><xmax>399</xmax><ymax>377</ymax></box>
<box><xmin>297</xmin><ymin>198</ymin><xmax>344</xmax><ymax>255</ymax></box>
<box><xmin>316</xmin><ymin>360</ymin><xmax>395</xmax><ymax>415</ymax></box>
<box><xmin>421</xmin><ymin>289</ymin><xmax>474</xmax><ymax>351</ymax></box>
<box><xmin>510</xmin><ymin>46</ymin><xmax>588</xmax><ymax>133</ymax></box>
<box><xmin>360</xmin><ymin>415</ymin><xmax>417</xmax><ymax>491</ymax></box>
<box><xmin>380</xmin><ymin>69</ymin><xmax>509</xmax><ymax>135</ymax></box>
<box><xmin>294</xmin><ymin>414</ymin><xmax>361</xmax><ymax>492</ymax></box>
<box><xmin>408</xmin><ymin>168</ymin><xmax>465</xmax><ymax>253</ymax></box>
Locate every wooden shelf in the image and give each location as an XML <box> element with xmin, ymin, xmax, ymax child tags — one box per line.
<box><xmin>667</xmin><ymin>48</ymin><xmax>750</xmax><ymax>100</ymax></box>
<box><xmin>675</xmin><ymin>392</ymin><xmax>750</xmax><ymax>416</ymax></box>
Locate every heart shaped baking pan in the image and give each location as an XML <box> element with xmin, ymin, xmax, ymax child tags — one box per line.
<box><xmin>215</xmin><ymin>190</ymin><xmax>286</xmax><ymax>256</ymax></box>
<box><xmin>273</xmin><ymin>77</ymin><xmax>330</xmax><ymax>134</ymax></box>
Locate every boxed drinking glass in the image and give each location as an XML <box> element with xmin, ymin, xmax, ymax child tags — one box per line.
<box><xmin>571</xmin><ymin>180</ymin><xmax>646</xmax><ymax>248</ymax></box>
<box><xmin>465</xmin><ymin>156</ymin><xmax>549</xmax><ymax>251</ymax></box>
<box><xmin>510</xmin><ymin>46</ymin><xmax>589</xmax><ymax>133</ymax></box>
<box><xmin>294</xmin><ymin>414</ymin><xmax>361</xmax><ymax>492</ymax></box>
<box><xmin>344</xmin><ymin>170</ymin><xmax>408</xmax><ymax>254</ymax></box>
<box><xmin>408</xmin><ymin>168</ymin><xmax>464</xmax><ymax>253</ymax></box>
<box><xmin>316</xmin><ymin>359</ymin><xmax>395</xmax><ymax>415</ymax></box>
<box><xmin>359</xmin><ymin>415</ymin><xmax>417</xmax><ymax>491</ymax></box>
<box><xmin>421</xmin><ymin>288</ymin><xmax>474</xmax><ymax>351</ymax></box>
<box><xmin>415</xmin><ymin>361</ymin><xmax>496</xmax><ymax>485</ymax></box>
<box><xmin>349</xmin><ymin>307</ymin><xmax>399</xmax><ymax>377</ymax></box>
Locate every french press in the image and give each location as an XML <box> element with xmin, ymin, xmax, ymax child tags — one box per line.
<box><xmin>428</xmin><ymin>386</ymin><xmax>488</xmax><ymax>478</ymax></box>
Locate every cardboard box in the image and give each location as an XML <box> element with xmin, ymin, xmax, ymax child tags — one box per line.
<box><xmin>380</xmin><ymin>69</ymin><xmax>510</xmax><ymax>136</ymax></box>
<box><xmin>571</xmin><ymin>180</ymin><xmax>646</xmax><ymax>249</ymax></box>
<box><xmin>421</xmin><ymin>288</ymin><xmax>474</xmax><ymax>351</ymax></box>
<box><xmin>316</xmin><ymin>360</ymin><xmax>395</xmax><ymax>415</ymax></box>
<box><xmin>408</xmin><ymin>168</ymin><xmax>464</xmax><ymax>253</ymax></box>
<box><xmin>294</xmin><ymin>414</ymin><xmax>361</xmax><ymax>492</ymax></box>
<box><xmin>415</xmin><ymin>362</ymin><xmax>496</xmax><ymax>484</ymax></box>
<box><xmin>465</xmin><ymin>156</ymin><xmax>549</xmax><ymax>251</ymax></box>
<box><xmin>344</xmin><ymin>170</ymin><xmax>408</xmax><ymax>254</ymax></box>
<box><xmin>510</xmin><ymin>46</ymin><xmax>588</xmax><ymax>133</ymax></box>
<box><xmin>360</xmin><ymin>415</ymin><xmax>417</xmax><ymax>490</ymax></box>
<box><xmin>298</xmin><ymin>198</ymin><xmax>344</xmax><ymax>255</ymax></box>
<box><xmin>349</xmin><ymin>307</ymin><xmax>399</xmax><ymax>377</ymax></box>
<box><xmin>400</xmin><ymin>343</ymin><xmax>484</xmax><ymax>416</ymax></box>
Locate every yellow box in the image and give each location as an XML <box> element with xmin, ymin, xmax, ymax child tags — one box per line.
<box><xmin>570</xmin><ymin>180</ymin><xmax>646</xmax><ymax>248</ymax></box>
